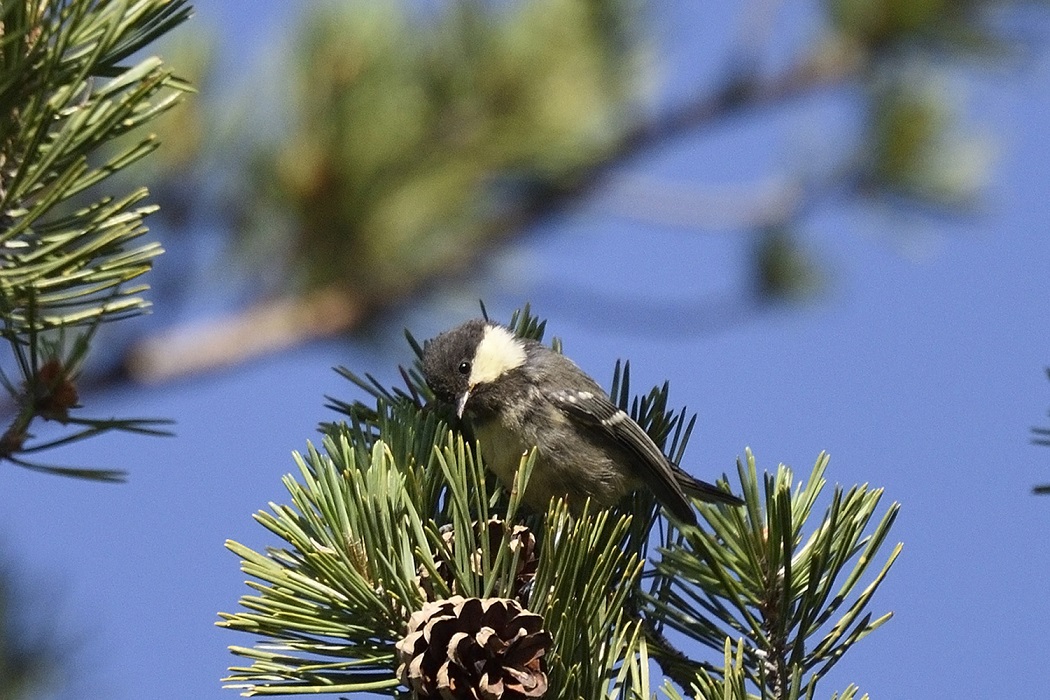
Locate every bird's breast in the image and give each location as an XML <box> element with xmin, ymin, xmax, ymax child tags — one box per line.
<box><xmin>470</xmin><ymin>402</ymin><xmax>633</xmax><ymax>514</ymax></box>
<box><xmin>472</xmin><ymin>418</ymin><xmax>531</xmax><ymax>487</ymax></box>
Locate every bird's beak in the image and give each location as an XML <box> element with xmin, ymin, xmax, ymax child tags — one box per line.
<box><xmin>456</xmin><ymin>387</ymin><xmax>472</xmax><ymax>418</ymax></box>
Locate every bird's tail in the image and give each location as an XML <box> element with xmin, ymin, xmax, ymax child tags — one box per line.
<box><xmin>671</xmin><ymin>463</ymin><xmax>745</xmax><ymax>507</ymax></box>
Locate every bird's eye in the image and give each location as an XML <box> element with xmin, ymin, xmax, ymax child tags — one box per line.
<box><xmin>458</xmin><ymin>360</ymin><xmax>471</xmax><ymax>375</ymax></box>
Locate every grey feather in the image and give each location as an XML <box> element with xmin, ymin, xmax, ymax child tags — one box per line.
<box><xmin>548</xmin><ymin>388</ymin><xmax>700</xmax><ymax>524</ymax></box>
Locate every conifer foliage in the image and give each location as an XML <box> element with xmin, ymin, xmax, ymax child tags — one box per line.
<box><xmin>219</xmin><ymin>307</ymin><xmax>901</xmax><ymax>698</ymax></box>
<box><xmin>0</xmin><ymin>0</ymin><xmax>189</xmax><ymax>479</ymax></box>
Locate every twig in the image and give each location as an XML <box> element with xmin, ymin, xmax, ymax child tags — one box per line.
<box><xmin>124</xmin><ymin>287</ymin><xmax>362</xmax><ymax>383</ymax></box>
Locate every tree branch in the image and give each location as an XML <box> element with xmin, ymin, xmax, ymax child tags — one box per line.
<box><xmin>121</xmin><ymin>47</ymin><xmax>862</xmax><ymax>383</ymax></box>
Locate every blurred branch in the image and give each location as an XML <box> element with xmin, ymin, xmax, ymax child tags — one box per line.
<box><xmin>118</xmin><ymin>0</ymin><xmax>1047</xmax><ymax>382</ymax></box>
<box><xmin>121</xmin><ymin>41</ymin><xmax>861</xmax><ymax>382</ymax></box>
<box><xmin>125</xmin><ymin>286</ymin><xmax>361</xmax><ymax>383</ymax></box>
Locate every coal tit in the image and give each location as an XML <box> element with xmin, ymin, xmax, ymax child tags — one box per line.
<box><xmin>421</xmin><ymin>319</ymin><xmax>743</xmax><ymax>525</ymax></box>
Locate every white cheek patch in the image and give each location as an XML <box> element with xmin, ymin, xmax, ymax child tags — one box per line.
<box><xmin>470</xmin><ymin>325</ymin><xmax>527</xmax><ymax>385</ymax></box>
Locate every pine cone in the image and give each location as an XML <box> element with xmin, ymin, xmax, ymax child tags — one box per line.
<box><xmin>396</xmin><ymin>595</ymin><xmax>551</xmax><ymax>699</ymax></box>
<box><xmin>419</xmin><ymin>519</ymin><xmax>538</xmax><ymax>603</ymax></box>
<box><xmin>485</xmin><ymin>520</ymin><xmax>538</xmax><ymax>599</ymax></box>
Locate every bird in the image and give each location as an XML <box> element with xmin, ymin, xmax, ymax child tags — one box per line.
<box><xmin>421</xmin><ymin>319</ymin><xmax>744</xmax><ymax>525</ymax></box>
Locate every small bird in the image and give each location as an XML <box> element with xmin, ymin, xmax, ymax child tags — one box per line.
<box><xmin>421</xmin><ymin>319</ymin><xmax>743</xmax><ymax>525</ymax></box>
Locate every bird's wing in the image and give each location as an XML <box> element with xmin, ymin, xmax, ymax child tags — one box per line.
<box><xmin>547</xmin><ymin>388</ymin><xmax>696</xmax><ymax>524</ymax></box>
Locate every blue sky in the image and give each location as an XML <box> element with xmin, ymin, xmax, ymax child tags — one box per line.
<box><xmin>1</xmin><ymin>2</ymin><xmax>1049</xmax><ymax>699</ymax></box>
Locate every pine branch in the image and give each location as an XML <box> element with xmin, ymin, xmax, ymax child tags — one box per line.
<box><xmin>0</xmin><ymin>0</ymin><xmax>189</xmax><ymax>478</ymax></box>
<box><xmin>219</xmin><ymin>304</ymin><xmax>901</xmax><ymax>699</ymax></box>
<box><xmin>646</xmin><ymin>450</ymin><xmax>901</xmax><ymax>698</ymax></box>
<box><xmin>1</xmin><ymin>0</ymin><xmax>190</xmax><ymax>329</ymax></box>
<box><xmin>217</xmin><ymin>427</ymin><xmax>648</xmax><ymax>696</ymax></box>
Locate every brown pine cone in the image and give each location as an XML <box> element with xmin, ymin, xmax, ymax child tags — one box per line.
<box><xmin>396</xmin><ymin>595</ymin><xmax>551</xmax><ymax>699</ymax></box>
<box><xmin>418</xmin><ymin>519</ymin><xmax>538</xmax><ymax>603</ymax></box>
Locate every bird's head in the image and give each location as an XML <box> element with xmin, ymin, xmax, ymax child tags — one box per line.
<box><xmin>422</xmin><ymin>319</ymin><xmax>527</xmax><ymax>418</ymax></box>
